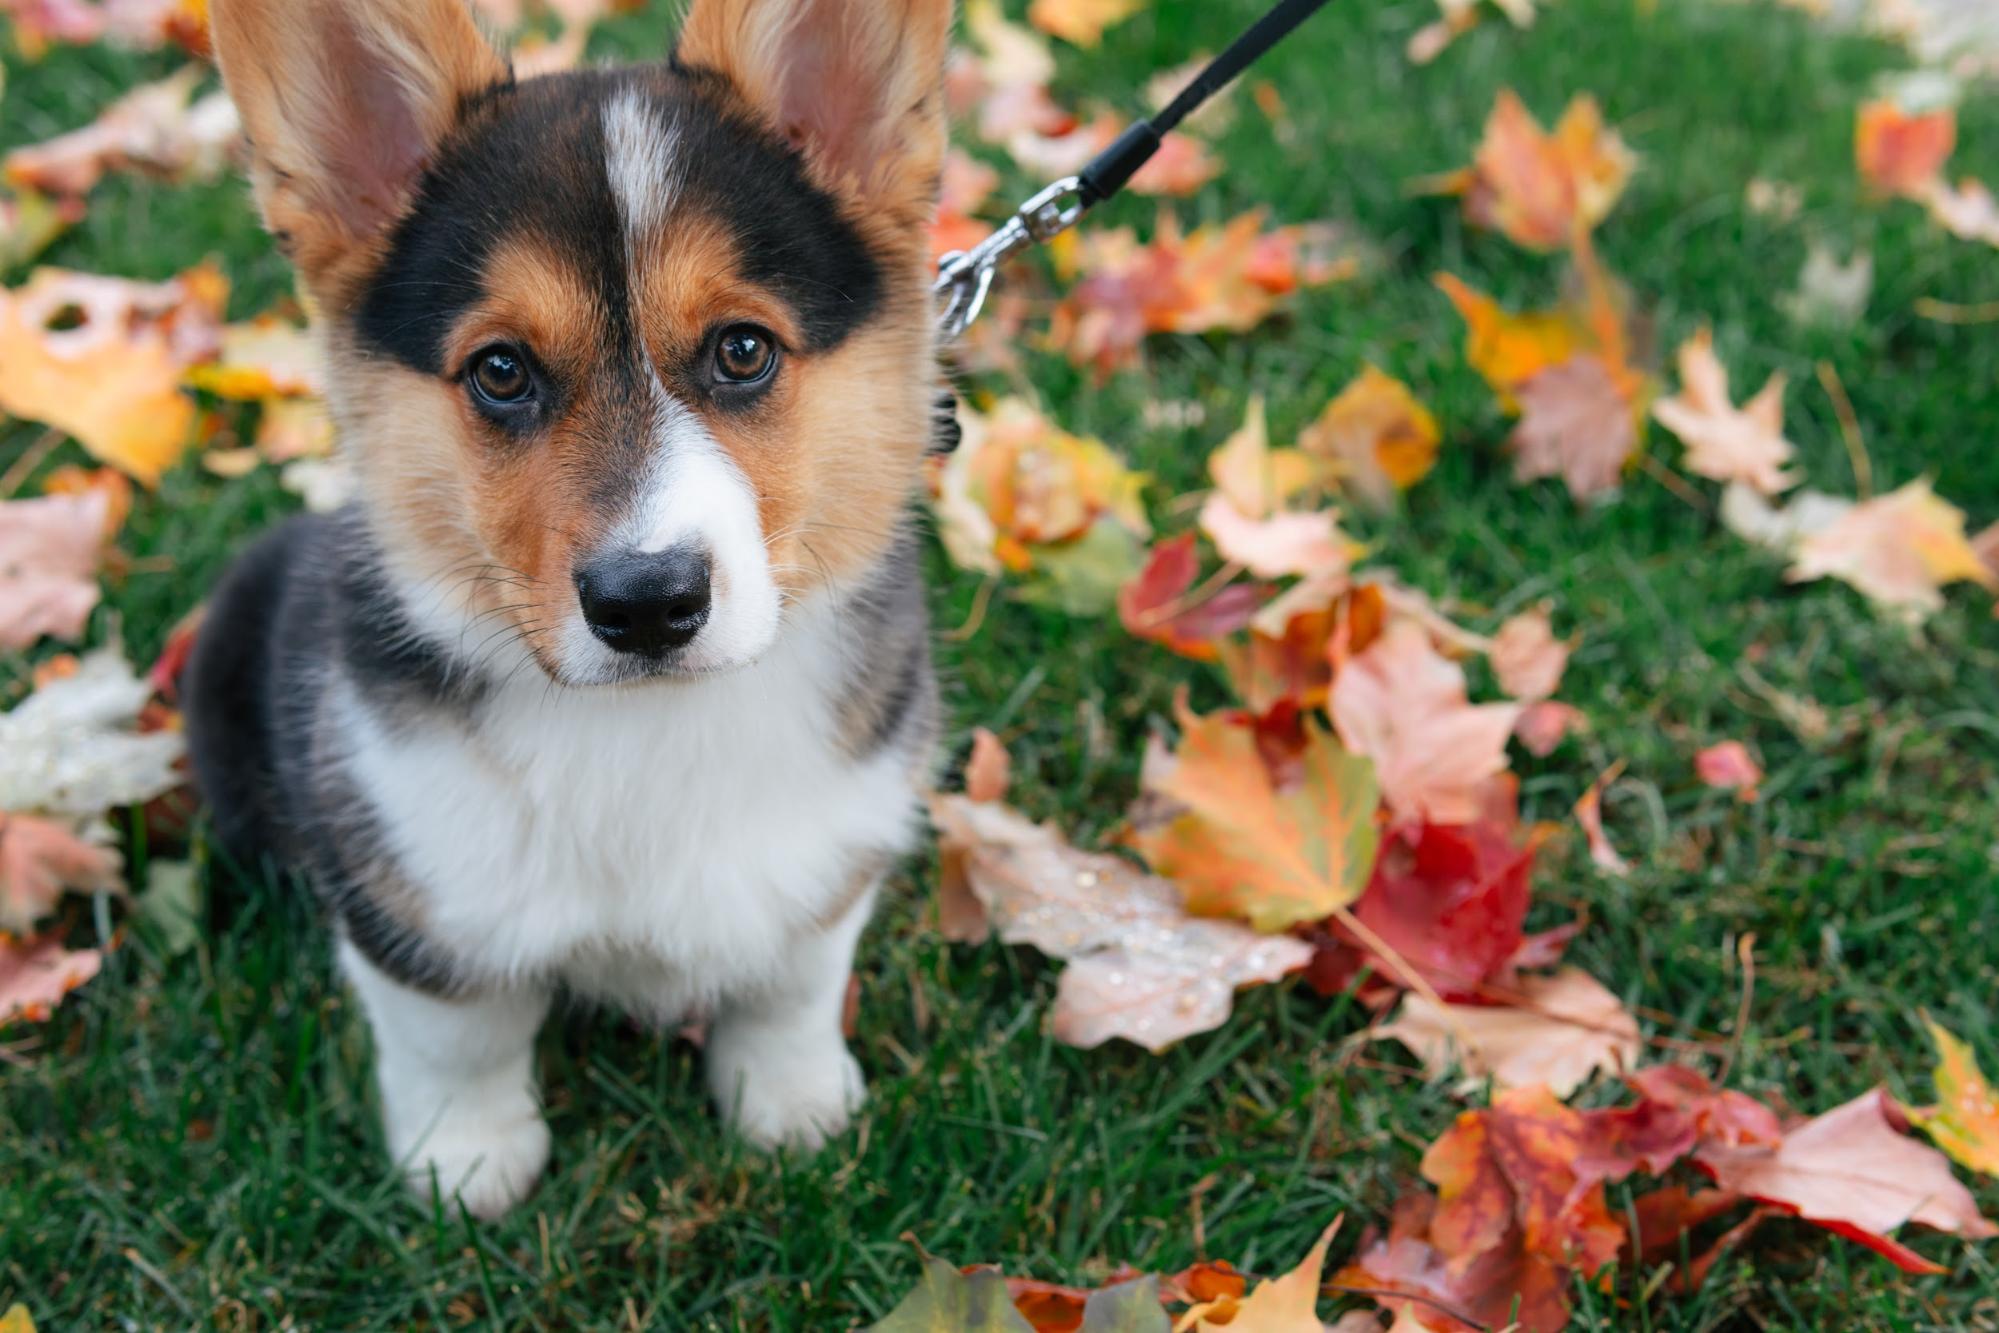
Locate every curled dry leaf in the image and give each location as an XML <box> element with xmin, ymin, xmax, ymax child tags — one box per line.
<box><xmin>1488</xmin><ymin>604</ymin><xmax>1569</xmax><ymax>701</ymax></box>
<box><xmin>3</xmin><ymin>64</ymin><xmax>239</xmax><ymax>199</ymax></box>
<box><xmin>1909</xmin><ymin>1021</ymin><xmax>1999</xmax><ymax>1179</ymax></box>
<box><xmin>1787</xmin><ymin>478</ymin><xmax>1995</xmax><ymax>622</ymax></box>
<box><xmin>1430</xmin><ymin>90</ymin><xmax>1637</xmax><ymax>252</ymax></box>
<box><xmin>0</xmin><ymin>930</ymin><xmax>103</xmax><ymax>1028</ymax></box>
<box><xmin>1378</xmin><ymin>967</ymin><xmax>1641</xmax><ymax>1097</ymax></box>
<box><xmin>930</xmin><ymin>396</ymin><xmax>1149</xmax><ymax>608</ymax></box>
<box><xmin>1117</xmin><ymin>534</ymin><xmax>1264</xmax><ymax>662</ymax></box>
<box><xmin>0</xmin><ymin>490</ymin><xmax>108</xmax><ymax>651</ymax></box>
<box><xmin>1299</xmin><ymin>366</ymin><xmax>1441</xmax><ymax>509</ymax></box>
<box><xmin>1651</xmin><ymin>331</ymin><xmax>1799</xmax><ymax>496</ymax></box>
<box><xmin>1695</xmin><ymin>741</ymin><xmax>1762</xmax><ymax>800</ymax></box>
<box><xmin>0</xmin><ymin>812</ymin><xmax>121</xmax><ymax>934</ymax></box>
<box><xmin>0</xmin><ymin>265</ymin><xmax>226</xmax><ymax>485</ymax></box>
<box><xmin>1572</xmin><ymin>767</ymin><xmax>1629</xmax><ymax>876</ymax></box>
<box><xmin>1509</xmin><ymin>355</ymin><xmax>1637</xmax><ymax>501</ymax></box>
<box><xmin>1128</xmin><ymin>707</ymin><xmax>1379</xmax><ymax>933</ymax></box>
<box><xmin>1697</xmin><ymin>1088</ymin><xmax>1998</xmax><ymax>1273</ymax></box>
<box><xmin>1330</xmin><ymin>620</ymin><xmax>1523</xmax><ymax>826</ymax></box>
<box><xmin>929</xmin><ymin>792</ymin><xmax>1310</xmax><ymax>1052</ymax></box>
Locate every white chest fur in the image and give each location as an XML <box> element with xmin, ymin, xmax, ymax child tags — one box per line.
<box><xmin>331</xmin><ymin>608</ymin><xmax>920</xmax><ymax>1012</ymax></box>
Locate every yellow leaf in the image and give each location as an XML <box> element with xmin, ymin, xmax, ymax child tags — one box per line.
<box><xmin>1434</xmin><ymin>273</ymin><xmax>1585</xmax><ymax>408</ymax></box>
<box><xmin>1182</xmin><ymin>1222</ymin><xmax>1339</xmax><ymax>1331</ymax></box>
<box><xmin>184</xmin><ymin>314</ymin><xmax>323</xmax><ymax>401</ymax></box>
<box><xmin>1300</xmin><ymin>365</ymin><xmax>1440</xmax><ymax>506</ymax></box>
<box><xmin>0</xmin><ymin>267</ymin><xmax>223</xmax><ymax>486</ymax></box>
<box><xmin>1132</xmin><ymin>709</ymin><xmax>1380</xmax><ymax>933</ymax></box>
<box><xmin>1442</xmin><ymin>89</ymin><xmax>1636</xmax><ymax>251</ymax></box>
<box><xmin>1910</xmin><ymin>1020</ymin><xmax>1999</xmax><ymax>1179</ymax></box>
<box><xmin>0</xmin><ymin>1304</ymin><xmax>37</xmax><ymax>1333</ymax></box>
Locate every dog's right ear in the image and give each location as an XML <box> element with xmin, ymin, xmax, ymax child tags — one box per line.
<box><xmin>211</xmin><ymin>0</ymin><xmax>509</xmax><ymax>305</ymax></box>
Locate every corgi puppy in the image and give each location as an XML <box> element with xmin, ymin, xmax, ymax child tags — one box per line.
<box><xmin>184</xmin><ymin>0</ymin><xmax>949</xmax><ymax>1218</ymax></box>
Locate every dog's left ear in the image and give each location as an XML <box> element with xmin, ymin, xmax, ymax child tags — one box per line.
<box><xmin>676</xmin><ymin>0</ymin><xmax>953</xmax><ymax>223</ymax></box>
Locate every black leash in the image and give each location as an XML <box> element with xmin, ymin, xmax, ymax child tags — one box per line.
<box><xmin>935</xmin><ymin>0</ymin><xmax>1334</xmax><ymax>339</ymax></box>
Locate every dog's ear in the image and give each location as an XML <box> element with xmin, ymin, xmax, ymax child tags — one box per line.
<box><xmin>210</xmin><ymin>0</ymin><xmax>509</xmax><ymax>304</ymax></box>
<box><xmin>676</xmin><ymin>0</ymin><xmax>953</xmax><ymax>224</ymax></box>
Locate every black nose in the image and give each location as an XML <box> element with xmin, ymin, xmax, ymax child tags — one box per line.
<box><xmin>574</xmin><ymin>546</ymin><xmax>712</xmax><ymax>655</ymax></box>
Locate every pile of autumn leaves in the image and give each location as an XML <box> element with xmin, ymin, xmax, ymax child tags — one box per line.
<box><xmin>913</xmin><ymin>37</ymin><xmax>1999</xmax><ymax>1333</ymax></box>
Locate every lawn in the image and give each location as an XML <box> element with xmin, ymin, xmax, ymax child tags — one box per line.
<box><xmin>4</xmin><ymin>0</ymin><xmax>1999</xmax><ymax>1328</ymax></box>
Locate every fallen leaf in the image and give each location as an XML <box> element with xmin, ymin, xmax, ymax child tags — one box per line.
<box><xmin>1379</xmin><ymin>967</ymin><xmax>1641</xmax><ymax>1097</ymax></box>
<box><xmin>1779</xmin><ymin>244</ymin><xmax>1874</xmax><ymax>328</ymax></box>
<box><xmin>183</xmin><ymin>313</ymin><xmax>324</xmax><ymax>400</ymax></box>
<box><xmin>1437</xmin><ymin>90</ymin><xmax>1637</xmax><ymax>251</ymax></box>
<box><xmin>1131</xmin><ymin>707</ymin><xmax>1378</xmax><ymax>932</ymax></box>
<box><xmin>1513</xmin><ymin>700</ymin><xmax>1583</xmax><ymax>757</ymax></box>
<box><xmin>1695</xmin><ymin>741</ymin><xmax>1762</xmax><ymax>800</ymax></box>
<box><xmin>1788</xmin><ymin>478</ymin><xmax>1995</xmax><ymax>622</ymax></box>
<box><xmin>1206</xmin><ymin>397</ymin><xmax>1316</xmax><ymax>519</ymax></box>
<box><xmin>1299</xmin><ymin>367</ymin><xmax>1441</xmax><ymax>508</ymax></box>
<box><xmin>3</xmin><ymin>64</ymin><xmax>239</xmax><ymax>199</ymax></box>
<box><xmin>136</xmin><ymin>859</ymin><xmax>201</xmax><ymax>958</ymax></box>
<box><xmin>1651</xmin><ymin>331</ymin><xmax>1799</xmax><ymax>496</ymax></box>
<box><xmin>932</xmin><ymin>149</ymin><xmax>1000</xmax><ymax>262</ymax></box>
<box><xmin>0</xmin><ymin>186</ymin><xmax>80</xmax><ymax>271</ymax></box>
<box><xmin>1908</xmin><ymin>1020</ymin><xmax>1999</xmax><ymax>1179</ymax></box>
<box><xmin>0</xmin><ymin>930</ymin><xmax>102</xmax><ymax>1027</ymax></box>
<box><xmin>870</xmin><ymin>1252</ymin><xmax>1038</xmax><ymax>1331</ymax></box>
<box><xmin>1697</xmin><ymin>1088</ymin><xmax>1998</xmax><ymax>1272</ymax></box>
<box><xmin>1510</xmin><ymin>356</ymin><xmax>1637</xmax><ymax>501</ymax></box>
<box><xmin>929</xmin><ymin>793</ymin><xmax>1310</xmax><ymax>1052</ymax></box>
<box><xmin>1330</xmin><ymin>620</ymin><xmax>1523</xmax><ymax>826</ymax></box>
<box><xmin>1489</xmin><ymin>604</ymin><xmax>1569</xmax><ymax>701</ymax></box>
<box><xmin>1027</xmin><ymin>0</ymin><xmax>1141</xmax><ymax>47</ymax></box>
<box><xmin>1050</xmin><ymin>213</ymin><xmax>1362</xmax><ymax>374</ymax></box>
<box><xmin>1127</xmin><ymin>133</ymin><xmax>1220</xmax><ymax>198</ymax></box>
<box><xmin>932</xmin><ymin>396</ymin><xmax>1149</xmax><ymax>601</ymax></box>
<box><xmin>1434</xmin><ymin>274</ymin><xmax>1587</xmax><ymax>409</ymax></box>
<box><xmin>0</xmin><ymin>813</ymin><xmax>120</xmax><ymax>934</ymax></box>
<box><xmin>0</xmin><ymin>265</ymin><xmax>225</xmax><ymax>485</ymax></box>
<box><xmin>0</xmin><ymin>1305</ymin><xmax>33</xmax><ymax>1333</ymax></box>
<box><xmin>1719</xmin><ymin>480</ymin><xmax>1853</xmax><ymax>554</ymax></box>
<box><xmin>40</xmin><ymin>464</ymin><xmax>132</xmax><ymax>536</ymax></box>
<box><xmin>1118</xmin><ymin>535</ymin><xmax>1265</xmax><ymax>663</ymax></box>
<box><xmin>1197</xmin><ymin>496</ymin><xmax>1356</xmax><ymax>581</ymax></box>
<box><xmin>1855</xmin><ymin>97</ymin><xmax>1956</xmax><ymax>198</ymax></box>
<box><xmin>1305</xmin><ymin>817</ymin><xmax>1536</xmax><ymax>1004</ymax></box>
<box><xmin>0</xmin><ymin>646</ymin><xmax>186</xmax><ymax>818</ymax></box>
<box><xmin>1572</xmin><ymin>767</ymin><xmax>1629</xmax><ymax>876</ymax></box>
<box><xmin>1918</xmin><ymin>175</ymin><xmax>1999</xmax><ymax>246</ymax></box>
<box><xmin>1336</xmin><ymin>1191</ymin><xmax>1571</xmax><ymax>1333</ymax></box>
<box><xmin>1184</xmin><ymin>1222</ymin><xmax>1338</xmax><ymax>1330</ymax></box>
<box><xmin>0</xmin><ymin>490</ymin><xmax>108</xmax><ymax>650</ymax></box>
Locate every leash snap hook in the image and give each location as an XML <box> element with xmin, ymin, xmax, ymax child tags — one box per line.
<box><xmin>935</xmin><ymin>174</ymin><xmax>1085</xmax><ymax>339</ymax></box>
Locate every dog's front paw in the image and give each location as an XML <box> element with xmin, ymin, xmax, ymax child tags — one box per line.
<box><xmin>391</xmin><ymin>1097</ymin><xmax>551</xmax><ymax>1220</ymax></box>
<box><xmin>706</xmin><ymin>1027</ymin><xmax>865</xmax><ymax>1152</ymax></box>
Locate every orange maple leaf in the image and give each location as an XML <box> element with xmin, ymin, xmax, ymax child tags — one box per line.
<box><xmin>1131</xmin><ymin>707</ymin><xmax>1380</xmax><ymax>933</ymax></box>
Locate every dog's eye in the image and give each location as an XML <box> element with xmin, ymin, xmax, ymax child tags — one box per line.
<box><xmin>469</xmin><ymin>346</ymin><xmax>533</xmax><ymax>406</ymax></box>
<box><xmin>713</xmin><ymin>325</ymin><xmax>777</xmax><ymax>385</ymax></box>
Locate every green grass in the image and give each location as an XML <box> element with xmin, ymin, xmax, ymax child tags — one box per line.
<box><xmin>6</xmin><ymin>0</ymin><xmax>1999</xmax><ymax>1328</ymax></box>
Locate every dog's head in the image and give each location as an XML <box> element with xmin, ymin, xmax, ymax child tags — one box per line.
<box><xmin>211</xmin><ymin>0</ymin><xmax>951</xmax><ymax>683</ymax></box>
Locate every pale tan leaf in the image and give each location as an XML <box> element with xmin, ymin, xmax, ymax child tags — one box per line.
<box><xmin>1379</xmin><ymin>967</ymin><xmax>1640</xmax><ymax>1097</ymax></box>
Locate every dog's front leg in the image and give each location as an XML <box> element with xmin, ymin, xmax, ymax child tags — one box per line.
<box><xmin>339</xmin><ymin>940</ymin><xmax>553</xmax><ymax>1219</ymax></box>
<box><xmin>706</xmin><ymin>881</ymin><xmax>875</xmax><ymax>1151</ymax></box>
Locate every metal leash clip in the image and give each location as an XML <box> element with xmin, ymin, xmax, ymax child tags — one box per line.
<box><xmin>934</xmin><ymin>175</ymin><xmax>1087</xmax><ymax>340</ymax></box>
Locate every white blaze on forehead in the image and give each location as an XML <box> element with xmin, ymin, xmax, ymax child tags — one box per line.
<box><xmin>602</xmin><ymin>87</ymin><xmax>681</xmax><ymax>246</ymax></box>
